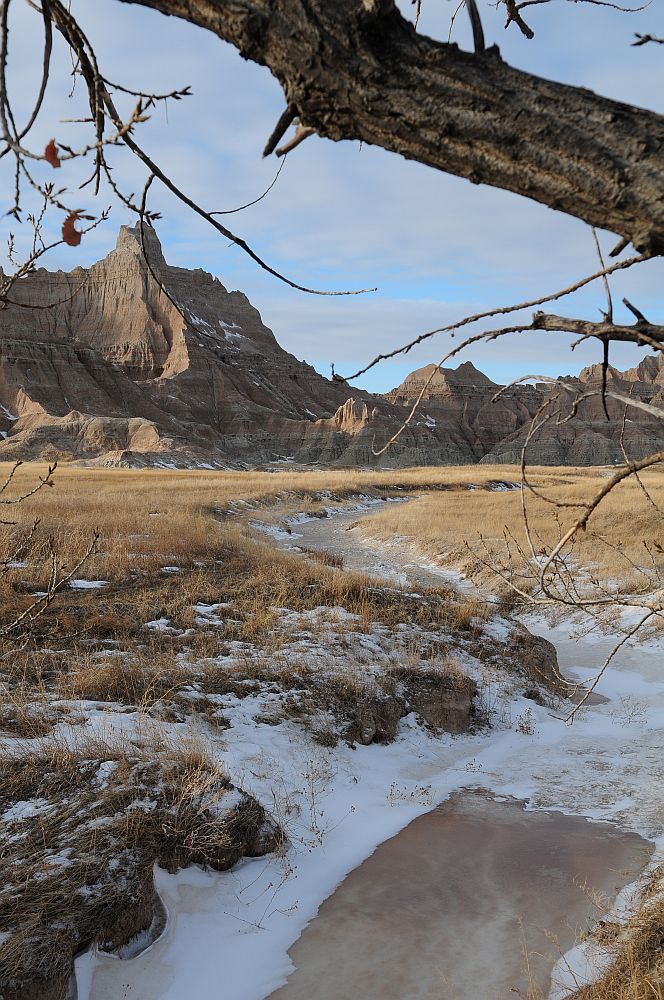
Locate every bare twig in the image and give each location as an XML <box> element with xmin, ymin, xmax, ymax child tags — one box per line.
<box><xmin>275</xmin><ymin>125</ymin><xmax>315</xmax><ymax>157</ymax></box>
<box><xmin>633</xmin><ymin>32</ymin><xmax>664</xmax><ymax>45</ymax></box>
<box><xmin>263</xmin><ymin>104</ymin><xmax>297</xmax><ymax>157</ymax></box>
<box><xmin>466</xmin><ymin>0</ymin><xmax>486</xmax><ymax>52</ymax></box>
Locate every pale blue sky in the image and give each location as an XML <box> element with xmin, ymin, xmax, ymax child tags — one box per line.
<box><xmin>2</xmin><ymin>0</ymin><xmax>663</xmax><ymax>391</ymax></box>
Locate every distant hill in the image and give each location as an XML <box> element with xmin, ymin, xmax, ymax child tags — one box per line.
<box><xmin>1</xmin><ymin>226</ymin><xmax>662</xmax><ymax>468</ymax></box>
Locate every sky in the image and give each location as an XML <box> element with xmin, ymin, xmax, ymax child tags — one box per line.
<box><xmin>2</xmin><ymin>0</ymin><xmax>664</xmax><ymax>393</ymax></box>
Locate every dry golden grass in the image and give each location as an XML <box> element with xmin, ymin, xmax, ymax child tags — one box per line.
<box><xmin>570</xmin><ymin>866</ymin><xmax>664</xmax><ymax>1000</ymax></box>
<box><xmin>356</xmin><ymin>465</ymin><xmax>664</xmax><ymax>597</ymax></box>
<box><xmin>58</xmin><ymin>651</ymin><xmax>190</xmax><ymax>705</ymax></box>
<box><xmin>1</xmin><ymin>462</ymin><xmax>496</xmax><ymax>748</ymax></box>
<box><xmin>0</xmin><ymin>682</ymin><xmax>56</xmax><ymax>737</ymax></box>
<box><xmin>0</xmin><ymin>460</ymin><xmax>482</xmax><ymax>580</ymax></box>
<box><xmin>0</xmin><ymin>461</ymin><xmax>573</xmax><ymax>719</ymax></box>
<box><xmin>0</xmin><ymin>462</ymin><xmax>489</xmax><ymax>667</ymax></box>
<box><xmin>0</xmin><ymin>461</ymin><xmax>491</xmax><ymax>631</ymax></box>
<box><xmin>299</xmin><ymin>546</ymin><xmax>344</xmax><ymax>569</ymax></box>
<box><xmin>5</xmin><ymin>461</ymin><xmax>661</xmax><ymax>603</ymax></box>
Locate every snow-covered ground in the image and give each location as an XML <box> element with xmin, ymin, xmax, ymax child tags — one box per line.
<box><xmin>74</xmin><ymin>508</ymin><xmax>664</xmax><ymax>1000</ymax></box>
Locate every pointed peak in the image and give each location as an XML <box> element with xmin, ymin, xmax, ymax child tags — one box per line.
<box><xmin>392</xmin><ymin>361</ymin><xmax>496</xmax><ymax>393</ymax></box>
<box><xmin>114</xmin><ymin>224</ymin><xmax>165</xmax><ymax>265</ymax></box>
<box><xmin>453</xmin><ymin>361</ymin><xmax>496</xmax><ymax>386</ymax></box>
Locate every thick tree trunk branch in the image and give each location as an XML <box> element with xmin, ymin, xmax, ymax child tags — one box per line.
<box><xmin>117</xmin><ymin>0</ymin><xmax>664</xmax><ymax>254</ymax></box>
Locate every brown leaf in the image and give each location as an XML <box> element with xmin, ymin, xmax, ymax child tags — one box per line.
<box><xmin>62</xmin><ymin>212</ymin><xmax>82</xmax><ymax>247</ymax></box>
<box><xmin>44</xmin><ymin>138</ymin><xmax>61</xmax><ymax>169</ymax></box>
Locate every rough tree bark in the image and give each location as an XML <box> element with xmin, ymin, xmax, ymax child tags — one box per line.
<box><xmin>115</xmin><ymin>0</ymin><xmax>664</xmax><ymax>255</ymax></box>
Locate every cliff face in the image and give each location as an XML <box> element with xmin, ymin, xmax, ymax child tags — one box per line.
<box><xmin>385</xmin><ymin>357</ymin><xmax>664</xmax><ymax>467</ymax></box>
<box><xmin>0</xmin><ymin>226</ymin><xmax>382</xmax><ymax>466</ymax></box>
<box><xmin>1</xmin><ymin>227</ymin><xmax>663</xmax><ymax>468</ymax></box>
<box><xmin>384</xmin><ymin>363</ymin><xmax>544</xmax><ymax>463</ymax></box>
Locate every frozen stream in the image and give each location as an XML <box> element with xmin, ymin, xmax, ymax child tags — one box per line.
<box><xmin>270</xmin><ymin>506</ymin><xmax>663</xmax><ymax>998</ymax></box>
<box><xmin>77</xmin><ymin>501</ymin><xmax>664</xmax><ymax>1000</ymax></box>
<box><xmin>271</xmin><ymin>792</ymin><xmax>649</xmax><ymax>1000</ymax></box>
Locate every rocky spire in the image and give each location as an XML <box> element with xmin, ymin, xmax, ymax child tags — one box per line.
<box><xmin>114</xmin><ymin>224</ymin><xmax>166</xmax><ymax>267</ymax></box>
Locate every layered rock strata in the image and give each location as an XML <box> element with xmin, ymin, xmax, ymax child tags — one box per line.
<box><xmin>2</xmin><ymin>227</ymin><xmax>662</xmax><ymax>468</ymax></box>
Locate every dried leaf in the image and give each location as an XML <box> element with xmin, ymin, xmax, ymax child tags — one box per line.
<box><xmin>62</xmin><ymin>212</ymin><xmax>82</xmax><ymax>247</ymax></box>
<box><xmin>44</xmin><ymin>139</ymin><xmax>61</xmax><ymax>169</ymax></box>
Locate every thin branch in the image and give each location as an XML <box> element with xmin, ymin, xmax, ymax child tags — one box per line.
<box><xmin>263</xmin><ymin>104</ymin><xmax>297</xmax><ymax>157</ymax></box>
<box><xmin>565</xmin><ymin>611</ymin><xmax>655</xmax><ymax>722</ymax></box>
<box><xmin>1</xmin><ymin>533</ymin><xmax>99</xmax><ymax>638</ymax></box>
<box><xmin>341</xmin><ymin>253</ymin><xmax>646</xmax><ymax>382</ymax></box>
<box><xmin>503</xmin><ymin>0</ymin><xmax>653</xmax><ymax>39</ymax></box>
<box><xmin>210</xmin><ymin>157</ymin><xmax>287</xmax><ymax>216</ymax></box>
<box><xmin>618</xmin><ymin>396</ymin><xmax>664</xmax><ymax>516</ymax></box>
<box><xmin>633</xmin><ymin>32</ymin><xmax>664</xmax><ymax>45</ymax></box>
<box><xmin>622</xmin><ymin>297</ymin><xmax>649</xmax><ymax>323</ymax></box>
<box><xmin>275</xmin><ymin>124</ymin><xmax>315</xmax><ymax>157</ymax></box>
<box><xmin>0</xmin><ymin>462</ymin><xmax>56</xmax><ymax>505</ymax></box>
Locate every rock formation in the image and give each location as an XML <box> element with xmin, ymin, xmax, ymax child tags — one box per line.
<box><xmin>0</xmin><ymin>226</ymin><xmax>385</xmax><ymax>467</ymax></box>
<box><xmin>477</xmin><ymin>358</ymin><xmax>664</xmax><ymax>466</ymax></box>
<box><xmin>385</xmin><ymin>358</ymin><xmax>664</xmax><ymax>467</ymax></box>
<box><xmin>1</xmin><ymin>226</ymin><xmax>662</xmax><ymax>468</ymax></box>
<box><xmin>384</xmin><ymin>363</ymin><xmax>544</xmax><ymax>463</ymax></box>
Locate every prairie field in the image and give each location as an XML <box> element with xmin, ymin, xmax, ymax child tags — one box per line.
<box><xmin>1</xmin><ymin>461</ymin><xmax>501</xmax><ymax>589</ymax></box>
<box><xmin>7</xmin><ymin>460</ymin><xmax>661</xmax><ymax>597</ymax></box>
<box><xmin>0</xmin><ymin>461</ymin><xmax>498</xmax><ymax>643</ymax></box>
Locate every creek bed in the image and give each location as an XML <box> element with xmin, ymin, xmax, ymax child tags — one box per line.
<box><xmin>270</xmin><ymin>790</ymin><xmax>652</xmax><ymax>1000</ymax></box>
<box><xmin>267</xmin><ymin>503</ymin><xmax>659</xmax><ymax>999</ymax></box>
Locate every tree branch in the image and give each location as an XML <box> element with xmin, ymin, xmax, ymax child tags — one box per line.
<box><xmin>117</xmin><ymin>0</ymin><xmax>664</xmax><ymax>253</ymax></box>
<box><xmin>633</xmin><ymin>33</ymin><xmax>664</xmax><ymax>46</ymax></box>
<box><xmin>532</xmin><ymin>311</ymin><xmax>664</xmax><ymax>350</ymax></box>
